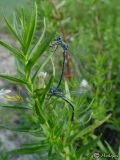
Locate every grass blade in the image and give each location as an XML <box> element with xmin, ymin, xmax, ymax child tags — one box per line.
<box><xmin>18</xmin><ymin>8</ymin><xmax>27</xmax><ymax>43</ymax></box>
<box><xmin>0</xmin><ymin>41</ymin><xmax>25</xmax><ymax>60</ymax></box>
<box><xmin>4</xmin><ymin>17</ymin><xmax>24</xmax><ymax>47</ymax></box>
<box><xmin>9</xmin><ymin>143</ymin><xmax>49</xmax><ymax>155</ymax></box>
<box><xmin>0</xmin><ymin>103</ymin><xmax>32</xmax><ymax>110</ymax></box>
<box><xmin>26</xmin><ymin>18</ymin><xmax>53</xmax><ymax>75</ymax></box>
<box><xmin>105</xmin><ymin>141</ymin><xmax>116</xmax><ymax>155</ymax></box>
<box><xmin>25</xmin><ymin>3</ymin><xmax>37</xmax><ymax>53</ymax></box>
<box><xmin>0</xmin><ymin>124</ymin><xmax>39</xmax><ymax>133</ymax></box>
<box><xmin>69</xmin><ymin>114</ymin><xmax>111</xmax><ymax>143</ymax></box>
<box><xmin>77</xmin><ymin>138</ymin><xmax>99</xmax><ymax>158</ymax></box>
<box><xmin>32</xmin><ymin>51</ymin><xmax>53</xmax><ymax>82</ymax></box>
<box><xmin>0</xmin><ymin>74</ymin><xmax>27</xmax><ymax>84</ymax></box>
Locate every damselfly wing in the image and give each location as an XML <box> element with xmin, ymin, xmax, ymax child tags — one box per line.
<box><xmin>48</xmin><ymin>88</ymin><xmax>88</xmax><ymax>97</ymax></box>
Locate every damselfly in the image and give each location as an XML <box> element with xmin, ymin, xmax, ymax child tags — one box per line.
<box><xmin>50</xmin><ymin>36</ymin><xmax>68</xmax><ymax>94</ymax></box>
<box><xmin>48</xmin><ymin>36</ymin><xmax>89</xmax><ymax>121</ymax></box>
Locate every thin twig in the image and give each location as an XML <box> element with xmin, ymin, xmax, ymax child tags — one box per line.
<box><xmin>95</xmin><ymin>10</ymin><xmax>103</xmax><ymax>53</ymax></box>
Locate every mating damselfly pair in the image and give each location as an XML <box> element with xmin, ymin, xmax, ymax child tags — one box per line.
<box><xmin>48</xmin><ymin>36</ymin><xmax>89</xmax><ymax>121</ymax></box>
<box><xmin>49</xmin><ymin>36</ymin><xmax>68</xmax><ymax>94</ymax></box>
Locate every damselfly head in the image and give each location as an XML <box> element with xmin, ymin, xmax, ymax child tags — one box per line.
<box><xmin>49</xmin><ymin>36</ymin><xmax>63</xmax><ymax>47</ymax></box>
<box><xmin>49</xmin><ymin>87</ymin><xmax>57</xmax><ymax>94</ymax></box>
<box><xmin>57</xmin><ymin>36</ymin><xmax>62</xmax><ymax>42</ymax></box>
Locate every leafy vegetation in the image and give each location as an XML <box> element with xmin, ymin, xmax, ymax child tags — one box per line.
<box><xmin>0</xmin><ymin>0</ymin><xmax>120</xmax><ymax>159</ymax></box>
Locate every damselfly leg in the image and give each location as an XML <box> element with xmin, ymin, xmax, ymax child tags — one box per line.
<box><xmin>47</xmin><ymin>91</ymin><xmax>74</xmax><ymax>121</ymax></box>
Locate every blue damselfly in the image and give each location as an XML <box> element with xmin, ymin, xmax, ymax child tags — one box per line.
<box><xmin>48</xmin><ymin>36</ymin><xmax>89</xmax><ymax>121</ymax></box>
<box><xmin>50</xmin><ymin>36</ymin><xmax>68</xmax><ymax>94</ymax></box>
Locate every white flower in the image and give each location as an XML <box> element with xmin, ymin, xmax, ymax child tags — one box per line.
<box><xmin>70</xmin><ymin>37</ymin><xmax>75</xmax><ymax>42</ymax></box>
<box><xmin>37</xmin><ymin>72</ymin><xmax>47</xmax><ymax>89</ymax></box>
<box><xmin>39</xmin><ymin>72</ymin><xmax>47</xmax><ymax>78</ymax></box>
<box><xmin>0</xmin><ymin>89</ymin><xmax>11</xmax><ymax>97</ymax></box>
<box><xmin>80</xmin><ymin>79</ymin><xmax>89</xmax><ymax>88</ymax></box>
<box><xmin>0</xmin><ymin>89</ymin><xmax>11</xmax><ymax>101</ymax></box>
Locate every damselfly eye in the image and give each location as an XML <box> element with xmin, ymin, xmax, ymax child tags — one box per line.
<box><xmin>57</xmin><ymin>36</ymin><xmax>62</xmax><ymax>41</ymax></box>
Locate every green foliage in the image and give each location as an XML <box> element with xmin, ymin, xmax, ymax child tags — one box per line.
<box><xmin>0</xmin><ymin>0</ymin><xmax>118</xmax><ymax>160</ymax></box>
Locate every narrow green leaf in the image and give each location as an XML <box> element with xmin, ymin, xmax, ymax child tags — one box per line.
<box><xmin>33</xmin><ymin>76</ymin><xmax>53</xmax><ymax>122</ymax></box>
<box><xmin>26</xmin><ymin>25</ymin><xmax>53</xmax><ymax>76</ymax></box>
<box><xmin>98</xmin><ymin>140</ymin><xmax>108</xmax><ymax>153</ymax></box>
<box><xmin>70</xmin><ymin>114</ymin><xmax>111</xmax><ymax>143</ymax></box>
<box><xmin>15</xmin><ymin>58</ymin><xmax>25</xmax><ymax>77</ymax></box>
<box><xmin>77</xmin><ymin>139</ymin><xmax>99</xmax><ymax>157</ymax></box>
<box><xmin>18</xmin><ymin>8</ymin><xmax>27</xmax><ymax>42</ymax></box>
<box><xmin>9</xmin><ymin>143</ymin><xmax>49</xmax><ymax>155</ymax></box>
<box><xmin>59</xmin><ymin>96</ymin><xmax>75</xmax><ymax>121</ymax></box>
<box><xmin>0</xmin><ymin>41</ymin><xmax>25</xmax><ymax>60</ymax></box>
<box><xmin>32</xmin><ymin>51</ymin><xmax>53</xmax><ymax>82</ymax></box>
<box><xmin>0</xmin><ymin>74</ymin><xmax>27</xmax><ymax>84</ymax></box>
<box><xmin>0</xmin><ymin>125</ymin><xmax>29</xmax><ymax>132</ymax></box>
<box><xmin>0</xmin><ymin>103</ymin><xmax>32</xmax><ymax>110</ymax></box>
<box><xmin>29</xmin><ymin>16</ymin><xmax>46</xmax><ymax>57</ymax></box>
<box><xmin>12</xmin><ymin>13</ymin><xmax>23</xmax><ymax>43</ymax></box>
<box><xmin>25</xmin><ymin>3</ymin><xmax>37</xmax><ymax>53</ymax></box>
<box><xmin>34</xmin><ymin>99</ymin><xmax>46</xmax><ymax>123</ymax></box>
<box><xmin>105</xmin><ymin>141</ymin><xmax>116</xmax><ymax>156</ymax></box>
<box><xmin>39</xmin><ymin>75</ymin><xmax>53</xmax><ymax>106</ymax></box>
<box><xmin>44</xmin><ymin>75</ymin><xmax>54</xmax><ymax>95</ymax></box>
<box><xmin>21</xmin><ymin>141</ymin><xmax>47</xmax><ymax>147</ymax></box>
<box><xmin>4</xmin><ymin>17</ymin><xmax>24</xmax><ymax>47</ymax></box>
<box><xmin>0</xmin><ymin>124</ymin><xmax>39</xmax><ymax>133</ymax></box>
<box><xmin>54</xmin><ymin>121</ymin><xmax>65</xmax><ymax>137</ymax></box>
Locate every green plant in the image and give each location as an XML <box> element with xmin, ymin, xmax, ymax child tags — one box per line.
<box><xmin>0</xmin><ymin>3</ymin><xmax>111</xmax><ymax>160</ymax></box>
